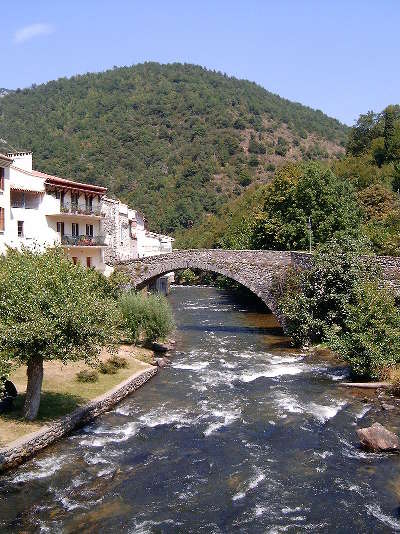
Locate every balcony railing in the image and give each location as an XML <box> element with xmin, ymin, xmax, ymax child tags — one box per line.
<box><xmin>60</xmin><ymin>202</ymin><xmax>102</xmax><ymax>216</ymax></box>
<box><xmin>11</xmin><ymin>200</ymin><xmax>38</xmax><ymax>209</ymax></box>
<box><xmin>61</xmin><ymin>235</ymin><xmax>106</xmax><ymax>246</ymax></box>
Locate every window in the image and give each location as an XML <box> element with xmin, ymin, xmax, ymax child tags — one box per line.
<box><xmin>56</xmin><ymin>221</ymin><xmax>65</xmax><ymax>236</ymax></box>
<box><xmin>72</xmin><ymin>257</ymin><xmax>78</xmax><ymax>265</ymax></box>
<box><xmin>72</xmin><ymin>223</ymin><xmax>79</xmax><ymax>237</ymax></box>
<box><xmin>86</xmin><ymin>257</ymin><xmax>92</xmax><ymax>268</ymax></box>
<box><xmin>0</xmin><ymin>207</ymin><xmax>4</xmax><ymax>232</ymax></box>
<box><xmin>17</xmin><ymin>221</ymin><xmax>24</xmax><ymax>237</ymax></box>
<box><xmin>120</xmin><ymin>225</ymin><xmax>124</xmax><ymax>244</ymax></box>
<box><xmin>71</xmin><ymin>192</ymin><xmax>79</xmax><ymax>207</ymax></box>
<box><xmin>0</xmin><ymin>168</ymin><xmax>4</xmax><ymax>191</ymax></box>
<box><xmin>85</xmin><ymin>195</ymin><xmax>93</xmax><ymax>211</ymax></box>
<box><xmin>86</xmin><ymin>224</ymin><xmax>93</xmax><ymax>237</ymax></box>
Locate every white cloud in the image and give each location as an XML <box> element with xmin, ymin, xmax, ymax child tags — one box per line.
<box><xmin>14</xmin><ymin>23</ymin><xmax>54</xmax><ymax>44</ymax></box>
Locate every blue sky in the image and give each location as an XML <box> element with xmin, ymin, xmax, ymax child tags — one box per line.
<box><xmin>2</xmin><ymin>1</ymin><xmax>399</xmax><ymax>125</ymax></box>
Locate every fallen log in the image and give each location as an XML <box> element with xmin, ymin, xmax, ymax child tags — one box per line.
<box><xmin>338</xmin><ymin>382</ymin><xmax>390</xmax><ymax>389</ymax></box>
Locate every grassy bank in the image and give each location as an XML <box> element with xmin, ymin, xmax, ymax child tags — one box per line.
<box><xmin>0</xmin><ymin>345</ymin><xmax>154</xmax><ymax>447</ymax></box>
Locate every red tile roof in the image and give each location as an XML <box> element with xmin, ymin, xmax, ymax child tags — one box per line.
<box><xmin>12</xmin><ymin>166</ymin><xmax>107</xmax><ymax>194</ymax></box>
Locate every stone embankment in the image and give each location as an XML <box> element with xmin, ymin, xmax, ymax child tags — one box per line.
<box><xmin>0</xmin><ymin>365</ymin><xmax>157</xmax><ymax>472</ymax></box>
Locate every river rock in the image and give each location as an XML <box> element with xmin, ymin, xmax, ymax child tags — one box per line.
<box><xmin>381</xmin><ymin>402</ymin><xmax>396</xmax><ymax>411</ymax></box>
<box><xmin>155</xmin><ymin>357</ymin><xmax>171</xmax><ymax>368</ymax></box>
<box><xmin>152</xmin><ymin>342</ymin><xmax>172</xmax><ymax>353</ymax></box>
<box><xmin>357</xmin><ymin>422</ymin><xmax>400</xmax><ymax>452</ymax></box>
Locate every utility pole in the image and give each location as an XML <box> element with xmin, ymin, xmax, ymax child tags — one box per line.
<box><xmin>307</xmin><ymin>216</ymin><xmax>312</xmax><ymax>254</ymax></box>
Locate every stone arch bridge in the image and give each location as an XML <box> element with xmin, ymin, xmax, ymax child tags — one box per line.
<box><xmin>116</xmin><ymin>249</ymin><xmax>400</xmax><ymax>329</ymax></box>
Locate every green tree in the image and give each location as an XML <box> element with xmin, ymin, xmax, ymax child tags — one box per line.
<box><xmin>251</xmin><ymin>162</ymin><xmax>362</xmax><ymax>250</ymax></box>
<box><xmin>274</xmin><ymin>238</ymin><xmax>375</xmax><ymax>346</ymax></box>
<box><xmin>0</xmin><ymin>248</ymin><xmax>120</xmax><ymax>420</ymax></box>
<box><xmin>327</xmin><ymin>281</ymin><xmax>400</xmax><ymax>379</ymax></box>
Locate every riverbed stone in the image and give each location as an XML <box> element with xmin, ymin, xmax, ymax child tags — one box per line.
<box><xmin>153</xmin><ymin>341</ymin><xmax>172</xmax><ymax>353</ymax></box>
<box><xmin>155</xmin><ymin>357</ymin><xmax>171</xmax><ymax>367</ymax></box>
<box><xmin>381</xmin><ymin>402</ymin><xmax>396</xmax><ymax>411</ymax></box>
<box><xmin>357</xmin><ymin>422</ymin><xmax>400</xmax><ymax>452</ymax></box>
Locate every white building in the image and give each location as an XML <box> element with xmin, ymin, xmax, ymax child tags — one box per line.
<box><xmin>0</xmin><ymin>151</ymin><xmax>174</xmax><ymax>274</ymax></box>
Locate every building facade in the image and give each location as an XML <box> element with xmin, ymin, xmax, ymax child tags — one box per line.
<box><xmin>0</xmin><ymin>152</ymin><xmax>173</xmax><ymax>274</ymax></box>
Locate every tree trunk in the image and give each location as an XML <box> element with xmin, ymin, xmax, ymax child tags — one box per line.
<box><xmin>24</xmin><ymin>356</ymin><xmax>43</xmax><ymax>421</ymax></box>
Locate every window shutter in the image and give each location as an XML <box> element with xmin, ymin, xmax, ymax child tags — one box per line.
<box><xmin>0</xmin><ymin>207</ymin><xmax>4</xmax><ymax>232</ymax></box>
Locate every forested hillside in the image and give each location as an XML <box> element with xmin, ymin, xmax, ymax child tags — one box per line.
<box><xmin>177</xmin><ymin>104</ymin><xmax>400</xmax><ymax>256</ymax></box>
<box><xmin>0</xmin><ymin>63</ymin><xmax>347</xmax><ymax>233</ymax></box>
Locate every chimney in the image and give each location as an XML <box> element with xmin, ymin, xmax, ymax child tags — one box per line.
<box><xmin>7</xmin><ymin>151</ymin><xmax>33</xmax><ymax>171</ymax></box>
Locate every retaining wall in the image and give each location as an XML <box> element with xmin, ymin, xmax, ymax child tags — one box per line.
<box><xmin>0</xmin><ymin>365</ymin><xmax>158</xmax><ymax>472</ymax></box>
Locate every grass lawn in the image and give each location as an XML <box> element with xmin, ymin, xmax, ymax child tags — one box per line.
<box><xmin>0</xmin><ymin>345</ymin><xmax>155</xmax><ymax>447</ymax></box>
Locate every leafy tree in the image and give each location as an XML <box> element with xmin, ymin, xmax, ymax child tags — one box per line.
<box><xmin>357</xmin><ymin>183</ymin><xmax>400</xmax><ymax>221</ymax></box>
<box><xmin>327</xmin><ymin>281</ymin><xmax>400</xmax><ymax>379</ymax></box>
<box><xmin>251</xmin><ymin>162</ymin><xmax>362</xmax><ymax>250</ymax></box>
<box><xmin>346</xmin><ymin>110</ymin><xmax>380</xmax><ymax>156</ymax></box>
<box><xmin>274</xmin><ymin>238</ymin><xmax>376</xmax><ymax>346</ymax></box>
<box><xmin>0</xmin><ymin>248</ymin><xmax>120</xmax><ymax>420</ymax></box>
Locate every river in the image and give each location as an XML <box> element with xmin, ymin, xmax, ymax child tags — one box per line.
<box><xmin>1</xmin><ymin>286</ymin><xmax>400</xmax><ymax>533</ymax></box>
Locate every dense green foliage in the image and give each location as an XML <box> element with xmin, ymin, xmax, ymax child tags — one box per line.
<box><xmin>178</xmin><ymin>104</ymin><xmax>400</xmax><ymax>257</ymax></box>
<box><xmin>274</xmin><ymin>239</ymin><xmax>400</xmax><ymax>378</ymax></box>
<box><xmin>327</xmin><ymin>281</ymin><xmax>400</xmax><ymax>379</ymax></box>
<box><xmin>177</xmin><ymin>162</ymin><xmax>362</xmax><ymax>251</ymax></box>
<box><xmin>274</xmin><ymin>240</ymin><xmax>376</xmax><ymax>346</ymax></box>
<box><xmin>0</xmin><ymin>63</ymin><xmax>346</xmax><ymax>234</ymax></box>
<box><xmin>119</xmin><ymin>291</ymin><xmax>174</xmax><ymax>344</ymax></box>
<box><xmin>251</xmin><ymin>163</ymin><xmax>362</xmax><ymax>250</ymax></box>
<box><xmin>0</xmin><ymin>247</ymin><xmax>120</xmax><ymax>419</ymax></box>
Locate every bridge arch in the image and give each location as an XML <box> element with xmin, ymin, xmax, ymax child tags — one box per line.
<box><xmin>115</xmin><ymin>249</ymin><xmax>293</xmax><ymax>327</ymax></box>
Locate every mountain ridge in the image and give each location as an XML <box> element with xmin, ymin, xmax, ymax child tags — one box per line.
<box><xmin>0</xmin><ymin>62</ymin><xmax>348</xmax><ymax>233</ymax></box>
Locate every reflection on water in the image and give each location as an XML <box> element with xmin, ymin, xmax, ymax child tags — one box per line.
<box><xmin>1</xmin><ymin>286</ymin><xmax>400</xmax><ymax>533</ymax></box>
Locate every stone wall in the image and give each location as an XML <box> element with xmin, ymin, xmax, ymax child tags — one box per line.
<box><xmin>0</xmin><ymin>366</ymin><xmax>157</xmax><ymax>472</ymax></box>
<box><xmin>117</xmin><ymin>249</ymin><xmax>292</xmax><ymax>322</ymax></box>
<box><xmin>117</xmin><ymin>248</ymin><xmax>400</xmax><ymax>330</ymax></box>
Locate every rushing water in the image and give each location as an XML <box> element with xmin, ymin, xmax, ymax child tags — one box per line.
<box><xmin>2</xmin><ymin>286</ymin><xmax>400</xmax><ymax>533</ymax></box>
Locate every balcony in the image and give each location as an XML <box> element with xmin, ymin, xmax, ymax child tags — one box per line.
<box><xmin>61</xmin><ymin>234</ymin><xmax>106</xmax><ymax>247</ymax></box>
<box><xmin>61</xmin><ymin>202</ymin><xmax>102</xmax><ymax>216</ymax></box>
<box><xmin>11</xmin><ymin>199</ymin><xmax>38</xmax><ymax>209</ymax></box>
<box><xmin>47</xmin><ymin>202</ymin><xmax>102</xmax><ymax>218</ymax></box>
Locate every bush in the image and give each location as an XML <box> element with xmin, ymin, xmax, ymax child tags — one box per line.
<box><xmin>98</xmin><ymin>361</ymin><xmax>118</xmax><ymax>375</ymax></box>
<box><xmin>327</xmin><ymin>281</ymin><xmax>400</xmax><ymax>379</ymax></box>
<box><xmin>76</xmin><ymin>369</ymin><xmax>99</xmax><ymax>383</ymax></box>
<box><xmin>275</xmin><ymin>239</ymin><xmax>400</xmax><ymax>379</ymax></box>
<box><xmin>389</xmin><ymin>369</ymin><xmax>400</xmax><ymax>396</ymax></box>
<box><xmin>108</xmin><ymin>355</ymin><xmax>128</xmax><ymax>369</ymax></box>
<box><xmin>275</xmin><ymin>238</ymin><xmax>376</xmax><ymax>346</ymax></box>
<box><xmin>120</xmin><ymin>292</ymin><xmax>174</xmax><ymax>344</ymax></box>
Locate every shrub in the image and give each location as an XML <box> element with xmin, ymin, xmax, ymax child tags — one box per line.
<box><xmin>327</xmin><ymin>281</ymin><xmax>400</xmax><ymax>379</ymax></box>
<box><xmin>76</xmin><ymin>369</ymin><xmax>99</xmax><ymax>383</ymax></box>
<box><xmin>389</xmin><ymin>369</ymin><xmax>400</xmax><ymax>396</ymax></box>
<box><xmin>108</xmin><ymin>355</ymin><xmax>128</xmax><ymax>369</ymax></box>
<box><xmin>98</xmin><ymin>361</ymin><xmax>118</xmax><ymax>375</ymax></box>
<box><xmin>142</xmin><ymin>293</ymin><xmax>175</xmax><ymax>343</ymax></box>
<box><xmin>275</xmin><ymin>238</ymin><xmax>376</xmax><ymax>346</ymax></box>
<box><xmin>119</xmin><ymin>292</ymin><xmax>174</xmax><ymax>344</ymax></box>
